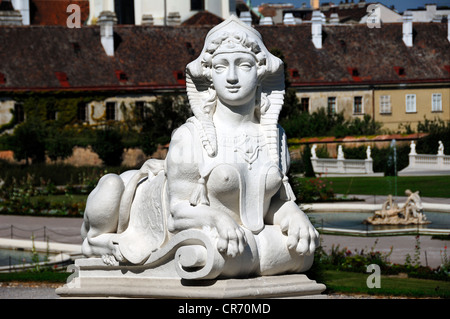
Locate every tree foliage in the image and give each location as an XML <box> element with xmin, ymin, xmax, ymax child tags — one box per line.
<box><xmin>416</xmin><ymin>117</ymin><xmax>450</xmax><ymax>155</ymax></box>
<box><xmin>45</xmin><ymin>125</ymin><xmax>74</xmax><ymax>162</ymax></box>
<box><xmin>281</xmin><ymin>108</ymin><xmax>382</xmax><ymax>139</ymax></box>
<box><xmin>139</xmin><ymin>94</ymin><xmax>192</xmax><ymax>156</ymax></box>
<box><xmin>9</xmin><ymin>119</ymin><xmax>47</xmax><ymax>164</ymax></box>
<box><xmin>91</xmin><ymin>127</ymin><xmax>124</xmax><ymax>166</ymax></box>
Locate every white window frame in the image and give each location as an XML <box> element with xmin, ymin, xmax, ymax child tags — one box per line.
<box><xmin>405</xmin><ymin>94</ymin><xmax>416</xmax><ymax>113</ymax></box>
<box><xmin>353</xmin><ymin>96</ymin><xmax>363</xmax><ymax>114</ymax></box>
<box><xmin>432</xmin><ymin>93</ymin><xmax>442</xmax><ymax>112</ymax></box>
<box><xmin>380</xmin><ymin>95</ymin><xmax>391</xmax><ymax>114</ymax></box>
<box><xmin>328</xmin><ymin>97</ymin><xmax>337</xmax><ymax>114</ymax></box>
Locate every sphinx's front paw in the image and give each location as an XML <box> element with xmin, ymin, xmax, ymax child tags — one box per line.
<box><xmin>215</xmin><ymin>216</ymin><xmax>247</xmax><ymax>258</ymax></box>
<box><xmin>280</xmin><ymin>212</ymin><xmax>319</xmax><ymax>256</ymax></box>
<box><xmin>102</xmin><ymin>242</ymin><xmax>123</xmax><ymax>265</ymax></box>
<box><xmin>102</xmin><ymin>254</ymin><xmax>119</xmax><ymax>266</ymax></box>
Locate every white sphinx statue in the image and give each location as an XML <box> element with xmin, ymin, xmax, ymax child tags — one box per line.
<box><xmin>75</xmin><ymin>16</ymin><xmax>320</xmax><ymax>286</ymax></box>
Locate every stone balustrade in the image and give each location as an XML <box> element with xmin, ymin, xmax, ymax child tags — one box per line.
<box><xmin>406</xmin><ymin>149</ymin><xmax>449</xmax><ymax>170</ymax></box>
<box><xmin>310</xmin><ymin>144</ymin><xmax>374</xmax><ymax>175</ymax></box>
<box><xmin>399</xmin><ymin>140</ymin><xmax>450</xmax><ymax>174</ymax></box>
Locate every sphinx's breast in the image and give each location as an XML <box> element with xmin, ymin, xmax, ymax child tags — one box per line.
<box><xmin>206</xmin><ymin>160</ymin><xmax>283</xmax><ymax>226</ymax></box>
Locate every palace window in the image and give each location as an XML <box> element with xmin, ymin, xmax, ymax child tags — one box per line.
<box><xmin>14</xmin><ymin>103</ymin><xmax>24</xmax><ymax>123</ymax></box>
<box><xmin>106</xmin><ymin>102</ymin><xmax>116</xmax><ymax>121</ymax></box>
<box><xmin>405</xmin><ymin>94</ymin><xmax>416</xmax><ymax>113</ymax></box>
<box><xmin>380</xmin><ymin>95</ymin><xmax>391</xmax><ymax>114</ymax></box>
<box><xmin>115</xmin><ymin>0</ymin><xmax>135</xmax><ymax>24</ymax></box>
<box><xmin>394</xmin><ymin>66</ymin><xmax>406</xmax><ymax>77</ymax></box>
<box><xmin>289</xmin><ymin>68</ymin><xmax>300</xmax><ymax>80</ymax></box>
<box><xmin>135</xmin><ymin>101</ymin><xmax>147</xmax><ymax>120</ymax></box>
<box><xmin>353</xmin><ymin>96</ymin><xmax>363</xmax><ymax>114</ymax></box>
<box><xmin>115</xmin><ymin>70</ymin><xmax>128</xmax><ymax>83</ymax></box>
<box><xmin>432</xmin><ymin>93</ymin><xmax>442</xmax><ymax>112</ymax></box>
<box><xmin>191</xmin><ymin>0</ymin><xmax>205</xmax><ymax>11</ymax></box>
<box><xmin>77</xmin><ymin>103</ymin><xmax>88</xmax><ymax>122</ymax></box>
<box><xmin>327</xmin><ymin>97</ymin><xmax>336</xmax><ymax>114</ymax></box>
<box><xmin>300</xmin><ymin>97</ymin><xmax>309</xmax><ymax>112</ymax></box>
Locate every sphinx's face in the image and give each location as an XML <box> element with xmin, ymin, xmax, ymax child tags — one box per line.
<box><xmin>211</xmin><ymin>52</ymin><xmax>258</xmax><ymax>106</ymax></box>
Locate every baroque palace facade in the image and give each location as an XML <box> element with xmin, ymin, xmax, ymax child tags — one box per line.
<box><xmin>0</xmin><ymin>2</ymin><xmax>449</xmax><ymax>135</ymax></box>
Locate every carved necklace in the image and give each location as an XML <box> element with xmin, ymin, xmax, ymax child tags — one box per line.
<box><xmin>218</xmin><ymin>132</ymin><xmax>265</xmax><ymax>170</ymax></box>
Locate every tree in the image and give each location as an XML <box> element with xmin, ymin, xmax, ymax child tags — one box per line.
<box><xmin>91</xmin><ymin>126</ymin><xmax>124</xmax><ymax>166</ymax></box>
<box><xmin>417</xmin><ymin>117</ymin><xmax>450</xmax><ymax>155</ymax></box>
<box><xmin>45</xmin><ymin>126</ymin><xmax>74</xmax><ymax>162</ymax></box>
<box><xmin>139</xmin><ymin>94</ymin><xmax>192</xmax><ymax>156</ymax></box>
<box><xmin>10</xmin><ymin>119</ymin><xmax>46</xmax><ymax>164</ymax></box>
<box><xmin>302</xmin><ymin>144</ymin><xmax>316</xmax><ymax>178</ymax></box>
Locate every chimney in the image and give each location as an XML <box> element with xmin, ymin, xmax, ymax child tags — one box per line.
<box><xmin>239</xmin><ymin>11</ymin><xmax>252</xmax><ymax>26</ymax></box>
<box><xmin>167</xmin><ymin>12</ymin><xmax>181</xmax><ymax>26</ymax></box>
<box><xmin>330</xmin><ymin>13</ymin><xmax>339</xmax><ymax>24</ymax></box>
<box><xmin>102</xmin><ymin>0</ymin><xmax>114</xmax><ymax>12</ymax></box>
<box><xmin>0</xmin><ymin>0</ymin><xmax>22</xmax><ymax>25</ymax></box>
<box><xmin>11</xmin><ymin>0</ymin><xmax>29</xmax><ymax>25</ymax></box>
<box><xmin>426</xmin><ymin>4</ymin><xmax>437</xmax><ymax>15</ymax></box>
<box><xmin>259</xmin><ymin>16</ymin><xmax>273</xmax><ymax>25</ymax></box>
<box><xmin>98</xmin><ymin>11</ymin><xmax>117</xmax><ymax>57</ymax></box>
<box><xmin>402</xmin><ymin>11</ymin><xmax>413</xmax><ymax>47</ymax></box>
<box><xmin>283</xmin><ymin>12</ymin><xmax>296</xmax><ymax>25</ymax></box>
<box><xmin>141</xmin><ymin>14</ymin><xmax>154</xmax><ymax>26</ymax></box>
<box><xmin>311</xmin><ymin>11</ymin><xmax>323</xmax><ymax>49</ymax></box>
<box><xmin>310</xmin><ymin>0</ymin><xmax>319</xmax><ymax>10</ymax></box>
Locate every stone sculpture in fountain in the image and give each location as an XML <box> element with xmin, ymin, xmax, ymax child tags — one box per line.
<box><xmin>365</xmin><ymin>189</ymin><xmax>430</xmax><ymax>225</ymax></box>
<box><xmin>58</xmin><ymin>16</ymin><xmax>324</xmax><ymax>298</ymax></box>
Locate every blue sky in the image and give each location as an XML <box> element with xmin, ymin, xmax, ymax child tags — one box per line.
<box><xmin>249</xmin><ymin>0</ymin><xmax>450</xmax><ymax>13</ymax></box>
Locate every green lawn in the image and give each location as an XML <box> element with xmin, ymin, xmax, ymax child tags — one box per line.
<box><xmin>323</xmin><ymin>270</ymin><xmax>450</xmax><ymax>298</ymax></box>
<box><xmin>313</xmin><ymin>175</ymin><xmax>450</xmax><ymax>198</ymax></box>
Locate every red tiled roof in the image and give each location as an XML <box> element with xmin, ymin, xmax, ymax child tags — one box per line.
<box><xmin>181</xmin><ymin>11</ymin><xmax>224</xmax><ymax>26</ymax></box>
<box><xmin>0</xmin><ymin>22</ymin><xmax>448</xmax><ymax>92</ymax></box>
<box><xmin>257</xmin><ymin>23</ymin><xmax>450</xmax><ymax>87</ymax></box>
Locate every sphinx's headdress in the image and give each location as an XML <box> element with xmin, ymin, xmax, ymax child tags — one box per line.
<box><xmin>186</xmin><ymin>15</ymin><xmax>285</xmax><ymax>167</ymax></box>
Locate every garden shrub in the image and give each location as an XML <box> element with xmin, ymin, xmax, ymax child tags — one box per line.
<box><xmin>45</xmin><ymin>126</ymin><xmax>74</xmax><ymax>162</ymax></box>
<box><xmin>315</xmin><ymin>237</ymin><xmax>450</xmax><ymax>281</ymax></box>
<box><xmin>91</xmin><ymin>127</ymin><xmax>124</xmax><ymax>166</ymax></box>
<box><xmin>342</xmin><ymin>144</ymin><xmax>410</xmax><ymax>175</ymax></box>
<box><xmin>417</xmin><ymin>118</ymin><xmax>450</xmax><ymax>155</ymax></box>
<box><xmin>293</xmin><ymin>178</ymin><xmax>335</xmax><ymax>203</ymax></box>
<box><xmin>301</xmin><ymin>144</ymin><xmax>315</xmax><ymax>178</ymax></box>
<box><xmin>280</xmin><ymin>108</ymin><xmax>382</xmax><ymax>139</ymax></box>
<box><xmin>138</xmin><ymin>94</ymin><xmax>192</xmax><ymax>156</ymax></box>
<box><xmin>9</xmin><ymin>119</ymin><xmax>47</xmax><ymax>164</ymax></box>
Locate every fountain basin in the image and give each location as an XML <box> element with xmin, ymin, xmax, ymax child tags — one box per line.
<box><xmin>303</xmin><ymin>202</ymin><xmax>450</xmax><ymax>236</ymax></box>
<box><xmin>0</xmin><ymin>238</ymin><xmax>81</xmax><ymax>272</ymax></box>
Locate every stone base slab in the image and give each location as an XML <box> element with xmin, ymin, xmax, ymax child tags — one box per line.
<box><xmin>56</xmin><ymin>274</ymin><xmax>327</xmax><ymax>299</ymax></box>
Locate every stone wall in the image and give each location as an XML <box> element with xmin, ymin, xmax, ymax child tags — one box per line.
<box><xmin>0</xmin><ymin>145</ymin><xmax>168</xmax><ymax>167</ymax></box>
<box><xmin>289</xmin><ymin>133</ymin><xmax>427</xmax><ymax>160</ymax></box>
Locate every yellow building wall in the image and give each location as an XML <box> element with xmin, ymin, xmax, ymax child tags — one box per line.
<box><xmin>296</xmin><ymin>90</ymin><xmax>374</xmax><ymax>120</ymax></box>
<box><xmin>374</xmin><ymin>87</ymin><xmax>450</xmax><ymax>132</ymax></box>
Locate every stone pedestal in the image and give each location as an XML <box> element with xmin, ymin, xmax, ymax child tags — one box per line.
<box><xmin>56</xmin><ymin>271</ymin><xmax>326</xmax><ymax>299</ymax></box>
